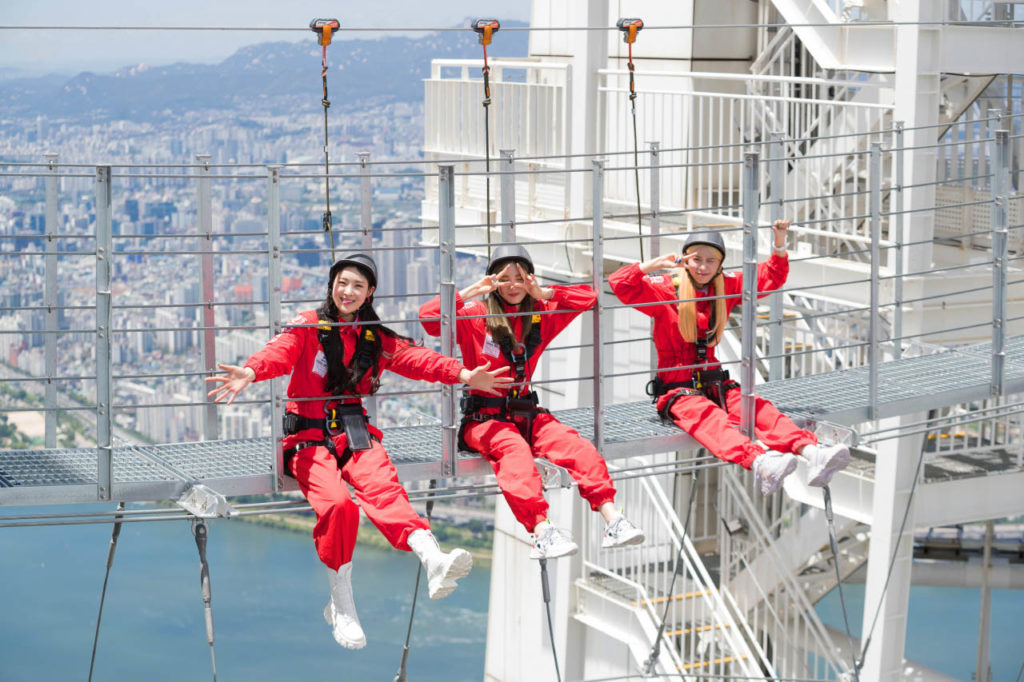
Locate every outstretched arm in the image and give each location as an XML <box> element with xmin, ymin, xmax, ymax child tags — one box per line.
<box><xmin>205</xmin><ymin>363</ymin><xmax>256</xmax><ymax>405</ymax></box>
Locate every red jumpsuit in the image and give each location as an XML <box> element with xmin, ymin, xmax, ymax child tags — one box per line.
<box><xmin>419</xmin><ymin>287</ymin><xmax>616</xmax><ymax>533</ymax></box>
<box><xmin>245</xmin><ymin>309</ymin><xmax>465</xmax><ymax>570</ymax></box>
<box><xmin>609</xmin><ymin>256</ymin><xmax>816</xmax><ymax>469</ymax></box>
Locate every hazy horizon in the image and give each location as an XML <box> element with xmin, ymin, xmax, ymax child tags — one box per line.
<box><xmin>0</xmin><ymin>1</ymin><xmax>530</xmax><ymax>77</ymax></box>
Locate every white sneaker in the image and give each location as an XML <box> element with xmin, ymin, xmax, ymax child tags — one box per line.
<box><xmin>804</xmin><ymin>443</ymin><xmax>851</xmax><ymax>487</ymax></box>
<box><xmin>529</xmin><ymin>522</ymin><xmax>578</xmax><ymax>560</ymax></box>
<box><xmin>602</xmin><ymin>514</ymin><xmax>646</xmax><ymax>549</ymax></box>
<box><xmin>752</xmin><ymin>451</ymin><xmax>798</xmax><ymax>496</ymax></box>
<box><xmin>324</xmin><ymin>564</ymin><xmax>366</xmax><ymax>649</ymax></box>
<box><xmin>407</xmin><ymin>529</ymin><xmax>473</xmax><ymax>600</ymax></box>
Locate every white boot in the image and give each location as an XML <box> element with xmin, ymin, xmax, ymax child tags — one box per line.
<box><xmin>802</xmin><ymin>443</ymin><xmax>851</xmax><ymax>487</ymax></box>
<box><xmin>407</xmin><ymin>529</ymin><xmax>473</xmax><ymax>600</ymax></box>
<box><xmin>324</xmin><ymin>563</ymin><xmax>366</xmax><ymax>649</ymax></box>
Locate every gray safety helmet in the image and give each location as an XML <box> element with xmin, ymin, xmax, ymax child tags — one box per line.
<box><xmin>682</xmin><ymin>231</ymin><xmax>726</xmax><ymax>258</ymax></box>
<box><xmin>329</xmin><ymin>253</ymin><xmax>377</xmax><ymax>288</ymax></box>
<box><xmin>486</xmin><ymin>243</ymin><xmax>534</xmax><ymax>275</ymax></box>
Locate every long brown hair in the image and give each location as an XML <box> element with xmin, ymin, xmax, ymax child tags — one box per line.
<box><xmin>316</xmin><ymin>268</ymin><xmax>413</xmax><ymax>396</ymax></box>
<box><xmin>484</xmin><ymin>292</ymin><xmax>535</xmax><ymax>346</ymax></box>
<box><xmin>676</xmin><ymin>267</ymin><xmax>727</xmax><ymax>347</ymax></box>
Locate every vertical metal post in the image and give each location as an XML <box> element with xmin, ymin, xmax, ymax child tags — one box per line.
<box><xmin>869</xmin><ymin>143</ymin><xmax>882</xmax><ymax>420</ymax></box>
<box><xmin>648</xmin><ymin>142</ymin><xmax>661</xmax><ymax>376</ymax></box>
<box><xmin>266</xmin><ymin>166</ymin><xmax>284</xmax><ymax>489</ymax></box>
<box><xmin>739</xmin><ymin>152</ymin><xmax>759</xmax><ymax>440</ymax></box>
<box><xmin>893</xmin><ymin>122</ymin><xmax>905</xmax><ymax>360</ymax></box>
<box><xmin>991</xmin><ymin>131</ymin><xmax>1009</xmax><ymax>397</ymax></box>
<box><xmin>975</xmin><ymin>519</ymin><xmax>994</xmax><ymax>682</ymax></box>
<box><xmin>197</xmin><ymin>154</ymin><xmax>218</xmax><ymax>441</ymax></box>
<box><xmin>438</xmin><ymin>165</ymin><xmax>458</xmax><ymax>478</ymax></box>
<box><xmin>648</xmin><ymin>142</ymin><xmax>660</xmax><ymax>259</ymax></box>
<box><xmin>95</xmin><ymin>166</ymin><xmax>113</xmax><ymax>501</ymax></box>
<box><xmin>591</xmin><ymin>160</ymin><xmax>606</xmax><ymax>454</ymax></box>
<box><xmin>44</xmin><ymin>153</ymin><xmax>58</xmax><ymax>448</ymax></box>
<box><xmin>359</xmin><ymin>152</ymin><xmax>377</xmax><ymax>423</ymax></box>
<box><xmin>767</xmin><ymin>133</ymin><xmax>786</xmax><ymax>382</ymax></box>
<box><xmin>500</xmin><ymin>149</ymin><xmax>516</xmax><ymax>242</ymax></box>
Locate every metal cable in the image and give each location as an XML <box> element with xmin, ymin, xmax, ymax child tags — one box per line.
<box><xmin>643</xmin><ymin>467</ymin><xmax>699</xmax><ymax>676</ymax></box>
<box><xmin>822</xmin><ymin>487</ymin><xmax>860</xmax><ymax>682</ymax></box>
<box><xmin>87</xmin><ymin>502</ymin><xmax>125</xmax><ymax>682</ymax></box>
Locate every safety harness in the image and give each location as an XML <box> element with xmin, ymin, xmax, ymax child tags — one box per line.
<box><xmin>281</xmin><ymin>319</ymin><xmax>378</xmax><ymax>475</ymax></box>
<box><xmin>647</xmin><ymin>327</ymin><xmax>739</xmax><ymax>420</ymax></box>
<box><xmin>459</xmin><ymin>315</ymin><xmax>547</xmax><ymax>447</ymax></box>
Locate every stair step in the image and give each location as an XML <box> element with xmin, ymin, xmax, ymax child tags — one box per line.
<box><xmin>678</xmin><ymin>654</ymin><xmax>748</xmax><ymax>672</ymax></box>
<box><xmin>633</xmin><ymin>589</ymin><xmax>711</xmax><ymax>608</ymax></box>
<box><xmin>667</xmin><ymin>622</ymin><xmax>731</xmax><ymax>637</ymax></box>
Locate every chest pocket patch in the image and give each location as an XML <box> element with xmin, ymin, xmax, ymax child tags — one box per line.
<box><xmin>312</xmin><ymin>349</ymin><xmax>328</xmax><ymax>377</ymax></box>
<box><xmin>482</xmin><ymin>333</ymin><xmax>500</xmax><ymax>358</ymax></box>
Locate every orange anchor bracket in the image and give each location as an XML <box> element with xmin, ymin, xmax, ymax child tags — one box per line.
<box><xmin>310</xmin><ymin>18</ymin><xmax>341</xmax><ymax>46</ymax></box>
<box><xmin>472</xmin><ymin>19</ymin><xmax>500</xmax><ymax>46</ymax></box>
<box><xmin>616</xmin><ymin>17</ymin><xmax>644</xmax><ymax>44</ymax></box>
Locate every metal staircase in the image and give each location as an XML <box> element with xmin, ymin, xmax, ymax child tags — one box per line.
<box><xmin>574</xmin><ymin>459</ymin><xmax>768</xmax><ymax>679</ymax></box>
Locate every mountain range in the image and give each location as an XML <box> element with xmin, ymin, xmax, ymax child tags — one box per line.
<box><xmin>0</xmin><ymin>21</ymin><xmax>529</xmax><ymax>121</ymax></box>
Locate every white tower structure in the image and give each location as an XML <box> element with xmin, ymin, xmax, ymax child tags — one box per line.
<box><xmin>421</xmin><ymin>2</ymin><xmax>1024</xmax><ymax>680</ymax></box>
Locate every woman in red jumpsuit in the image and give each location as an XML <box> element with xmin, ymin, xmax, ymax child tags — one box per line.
<box><xmin>609</xmin><ymin>222</ymin><xmax>850</xmax><ymax>495</ymax></box>
<box><xmin>207</xmin><ymin>253</ymin><xmax>510</xmax><ymax>650</ymax></box>
<box><xmin>419</xmin><ymin>245</ymin><xmax>644</xmax><ymax>560</ymax></box>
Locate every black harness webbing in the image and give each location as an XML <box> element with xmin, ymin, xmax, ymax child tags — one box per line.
<box><xmin>280</xmin><ymin>319</ymin><xmax>380</xmax><ymax>475</ymax></box>
<box><xmin>458</xmin><ymin>320</ymin><xmax>547</xmax><ymax>447</ymax></box>
<box><xmin>282</xmin><ymin>401</ymin><xmax>369</xmax><ymax>477</ymax></box>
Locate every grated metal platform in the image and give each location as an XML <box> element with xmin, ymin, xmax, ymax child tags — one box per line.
<box><xmin>2</xmin><ymin>336</ymin><xmax>1022</xmax><ymax>506</ymax></box>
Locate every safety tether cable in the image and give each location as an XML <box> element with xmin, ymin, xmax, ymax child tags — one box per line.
<box><xmin>192</xmin><ymin>518</ymin><xmax>218</xmax><ymax>682</ymax></box>
<box><xmin>539</xmin><ymin>558</ymin><xmax>562</xmax><ymax>682</ymax></box>
<box><xmin>822</xmin><ymin>486</ymin><xmax>860</xmax><ymax>682</ymax></box>
<box><xmin>393</xmin><ymin>479</ymin><xmax>438</xmax><ymax>682</ymax></box>
<box><xmin>87</xmin><ymin>502</ymin><xmax>125</xmax><ymax>682</ymax></box>
<box><xmin>311</xmin><ymin>18</ymin><xmax>341</xmax><ymax>261</ymax></box>
<box><xmin>642</xmin><ymin>466</ymin><xmax>699</xmax><ymax>676</ymax></box>
<box><xmin>855</xmin><ymin>437</ymin><xmax>928</xmax><ymax>674</ymax></box>
<box><xmin>617</xmin><ymin>18</ymin><xmax>645</xmax><ymax>262</ymax></box>
<box><xmin>472</xmin><ymin>19</ymin><xmax>499</xmax><ymax>260</ymax></box>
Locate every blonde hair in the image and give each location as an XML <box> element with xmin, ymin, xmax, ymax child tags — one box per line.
<box><xmin>676</xmin><ymin>267</ymin><xmax>726</xmax><ymax>347</ymax></box>
<box><xmin>485</xmin><ymin>292</ymin><xmax>535</xmax><ymax>345</ymax></box>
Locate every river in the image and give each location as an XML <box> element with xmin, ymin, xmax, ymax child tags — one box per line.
<box><xmin>0</xmin><ymin>504</ymin><xmax>489</xmax><ymax>681</ymax></box>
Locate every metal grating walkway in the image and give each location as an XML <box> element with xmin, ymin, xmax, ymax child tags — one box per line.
<box><xmin>2</xmin><ymin>336</ymin><xmax>1022</xmax><ymax>506</ymax></box>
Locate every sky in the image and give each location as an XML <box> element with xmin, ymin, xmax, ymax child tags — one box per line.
<box><xmin>0</xmin><ymin>0</ymin><xmax>531</xmax><ymax>76</ymax></box>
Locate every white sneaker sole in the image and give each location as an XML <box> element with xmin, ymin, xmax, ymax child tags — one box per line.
<box><xmin>323</xmin><ymin>604</ymin><xmax>367</xmax><ymax>649</ymax></box>
<box><xmin>602</xmin><ymin>528</ymin><xmax>646</xmax><ymax>549</ymax></box>
<box><xmin>529</xmin><ymin>540</ymin><xmax>579</xmax><ymax>560</ymax></box>
<box><xmin>808</xmin><ymin>446</ymin><xmax>851</xmax><ymax>487</ymax></box>
<box><xmin>759</xmin><ymin>456</ymin><xmax>798</xmax><ymax>495</ymax></box>
<box><xmin>428</xmin><ymin>548</ymin><xmax>473</xmax><ymax>600</ymax></box>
